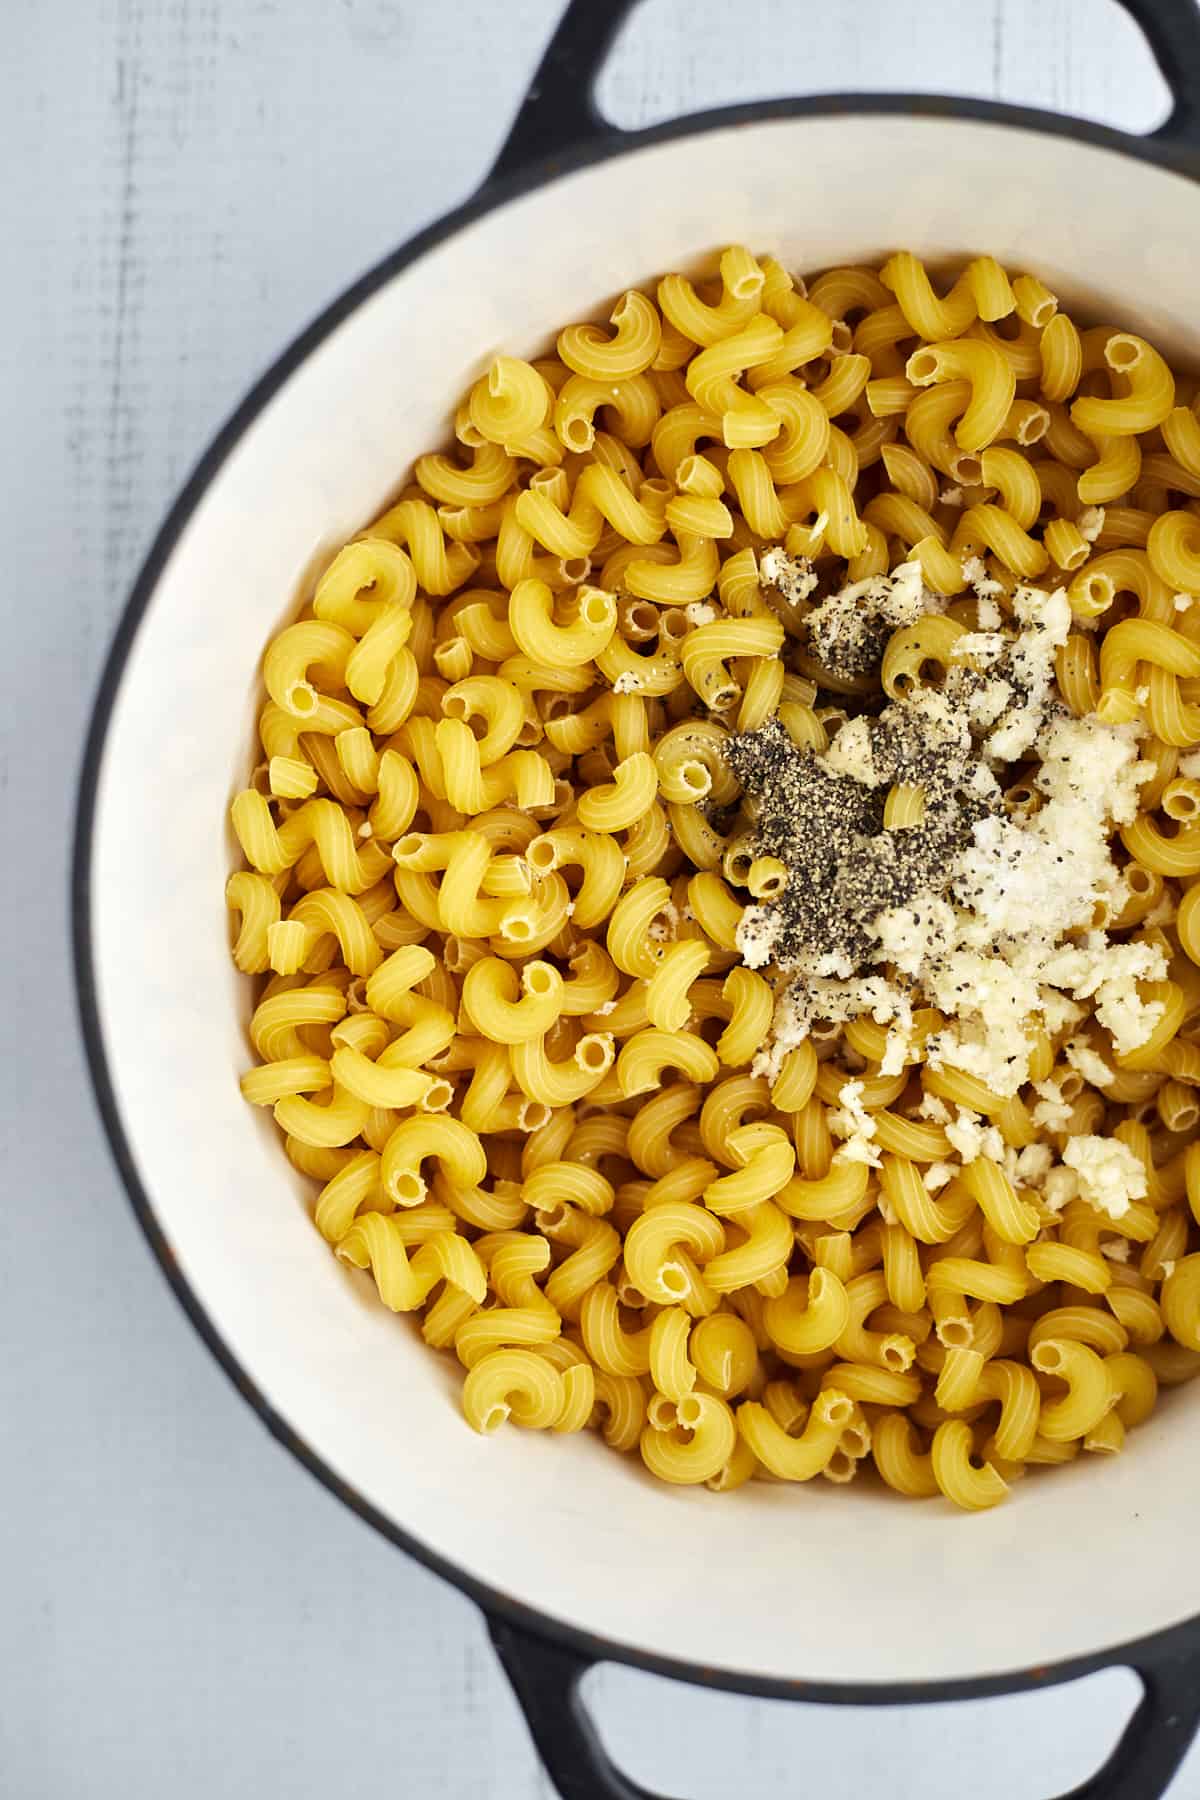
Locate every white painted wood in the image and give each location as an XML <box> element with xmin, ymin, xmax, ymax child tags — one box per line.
<box><xmin>4</xmin><ymin>0</ymin><xmax>1199</xmax><ymax>1794</ymax></box>
<box><xmin>90</xmin><ymin>105</ymin><xmax>1200</xmax><ymax>1689</ymax></box>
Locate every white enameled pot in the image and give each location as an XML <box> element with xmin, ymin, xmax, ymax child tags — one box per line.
<box><xmin>73</xmin><ymin>4</ymin><xmax>1200</xmax><ymax>1795</ymax></box>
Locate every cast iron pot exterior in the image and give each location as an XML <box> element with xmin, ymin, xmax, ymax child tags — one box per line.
<box><xmin>73</xmin><ymin>3</ymin><xmax>1200</xmax><ymax>1794</ymax></box>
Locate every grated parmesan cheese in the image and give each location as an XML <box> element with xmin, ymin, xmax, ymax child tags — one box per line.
<box><xmin>944</xmin><ymin>1108</ymin><xmax>1005</xmax><ymax>1165</ymax></box>
<box><xmin>1061</xmin><ymin>1135</ymin><xmax>1147</xmax><ymax>1219</ymax></box>
<box><xmin>879</xmin><ymin>1024</ymin><xmax>913</xmax><ymax>1078</ymax></box>
<box><xmin>999</xmin><ymin>1143</ymin><xmax>1054</xmax><ymax>1191</ymax></box>
<box><xmin>759</xmin><ymin>546</ymin><xmax>818</xmax><ymax>606</ymax></box>
<box><xmin>1041</xmin><ymin>1166</ymin><xmax>1079</xmax><ymax>1213</ymax></box>
<box><xmin>962</xmin><ymin>554</ymin><xmax>1004</xmax><ymax>599</ymax></box>
<box><xmin>751</xmin><ymin>975</ymin><xmax>914</xmax><ymax>1085</ymax></box>
<box><xmin>736</xmin><ymin>904</ymin><xmax>783</xmax><ymax>971</ymax></box>
<box><xmin>1064</xmin><ymin>1036</ymin><xmax>1114</xmax><ymax>1089</ymax></box>
<box><xmin>982</xmin><ymin>585</ymin><xmax>1072</xmax><ymax>762</ymax></box>
<box><xmin>820</xmin><ymin>713</ymin><xmax>879</xmax><ymax>785</ymax></box>
<box><xmin>952</xmin><ymin>630</ymin><xmax>1007</xmax><ymax>668</ymax></box>
<box><xmin>826</xmin><ymin>1080</ymin><xmax>882</xmax><ymax>1167</ymax></box>
<box><xmin>1032</xmin><ymin>1078</ymin><xmax>1074</xmax><ymax>1132</ymax></box>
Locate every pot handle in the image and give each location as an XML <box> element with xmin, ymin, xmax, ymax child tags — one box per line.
<box><xmin>490</xmin><ymin>0</ymin><xmax>1200</xmax><ymax>184</ymax></box>
<box><xmin>490</xmin><ymin>1613</ymin><xmax>1200</xmax><ymax>1800</ymax></box>
<box><xmin>489</xmin><ymin>0</ymin><xmax>638</xmax><ymax>182</ymax></box>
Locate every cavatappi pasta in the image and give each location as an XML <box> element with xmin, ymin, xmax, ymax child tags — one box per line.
<box><xmin>229</xmin><ymin>247</ymin><xmax>1200</xmax><ymax>1510</ymax></box>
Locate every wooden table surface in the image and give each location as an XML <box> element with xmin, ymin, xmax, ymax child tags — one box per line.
<box><xmin>5</xmin><ymin>1</ymin><xmax>1197</xmax><ymax>1793</ymax></box>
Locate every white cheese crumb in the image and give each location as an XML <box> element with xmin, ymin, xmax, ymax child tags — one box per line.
<box><xmin>826</xmin><ymin>1080</ymin><xmax>882</xmax><ymax>1167</ymax></box>
<box><xmin>942</xmin><ymin>1108</ymin><xmax>978</xmax><ymax>1166</ymax></box>
<box><xmin>962</xmin><ymin>553</ymin><xmax>1004</xmax><ymax>599</ymax></box>
<box><xmin>1179</xmin><ymin>749</ymin><xmax>1200</xmax><ymax>780</ymax></box>
<box><xmin>1032</xmin><ymin>1078</ymin><xmax>1074</xmax><ymax>1132</ymax></box>
<box><xmin>1160</xmin><ymin>1259</ymin><xmax>1177</xmax><ymax>1280</ymax></box>
<box><xmin>967</xmin><ymin>677</ymin><xmax>1014</xmax><ymax>729</ymax></box>
<box><xmin>953</xmin><ymin>630</ymin><xmax>1007</xmax><ymax>668</ymax></box>
<box><xmin>872</xmin><ymin>898</ymin><xmax>956</xmax><ymax>977</ymax></box>
<box><xmin>1040</xmin><ymin>993</ymin><xmax>1087</xmax><ymax>1036</ymax></box>
<box><xmin>820</xmin><ymin>713</ymin><xmax>879</xmax><ymax>786</ymax></box>
<box><xmin>736</xmin><ymin>904</ymin><xmax>782</xmax><ymax>971</ymax></box>
<box><xmin>802</xmin><ymin>558</ymin><xmax>945</xmax><ymax>682</ymax></box>
<box><xmin>944</xmin><ymin>1107</ymin><xmax>999</xmax><ymax>1164</ymax></box>
<box><xmin>591</xmin><ymin>999</ymin><xmax>617</xmax><ymax>1017</ymax></box>
<box><xmin>1062</xmin><ymin>1136</ymin><xmax>1147</xmax><ymax>1219</ymax></box>
<box><xmin>1175</xmin><ymin>593</ymin><xmax>1195</xmax><ymax>613</ymax></box>
<box><xmin>879</xmin><ymin>1024</ymin><xmax>912</xmax><ymax>1078</ymax></box>
<box><xmin>1064</xmin><ymin>1036</ymin><xmax>1114</xmax><ymax>1089</ymax></box>
<box><xmin>1007</xmin><ymin>1143</ymin><xmax>1054</xmax><ymax>1189</ymax></box>
<box><xmin>939</xmin><ymin>484</ymin><xmax>964</xmax><ymax>506</ymax></box>
<box><xmin>966</xmin><ymin>760</ymin><xmax>1003</xmax><ymax>802</ymax></box>
<box><xmin>1102</xmin><ymin>1238</ymin><xmax>1131</xmax><ymax>1263</ymax></box>
<box><xmin>1041</xmin><ymin>1165</ymin><xmax>1079</xmax><ymax>1213</ymax></box>
<box><xmin>981</xmin><ymin>584</ymin><xmax>1073</xmax><ymax>763</ymax></box>
<box><xmin>922</xmin><ymin>1162</ymin><xmax>956</xmax><ymax>1192</ymax></box>
<box><xmin>917</xmin><ymin>1093</ymin><xmax>951</xmax><ymax>1125</ymax></box>
<box><xmin>1031</xmin><ymin>1103</ymin><xmax>1067</xmax><ymax>1145</ymax></box>
<box><xmin>1036</xmin><ymin>716</ymin><xmax>1151</xmax><ymax>827</ymax></box>
<box><xmin>759</xmin><ymin>546</ymin><xmax>818</xmax><ymax>606</ymax></box>
<box><xmin>831</xmin><ymin>1136</ymin><xmax>881</xmax><ymax>1169</ymax></box>
<box><xmin>1040</xmin><ymin>939</ymin><xmax>1168</xmax><ymax>1058</ymax></box>
<box><xmin>612</xmin><ymin>670</ymin><xmax>643</xmax><ymax>694</ymax></box>
<box><xmin>684</xmin><ymin>600</ymin><xmax>717</xmax><ymax>627</ymax></box>
<box><xmin>1077</xmin><ymin>506</ymin><xmax>1105</xmax><ymax>544</ymax></box>
<box><xmin>975</xmin><ymin>595</ymin><xmax>1003</xmax><ymax>629</ymax></box>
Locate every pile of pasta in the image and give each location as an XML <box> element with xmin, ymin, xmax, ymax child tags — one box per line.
<box><xmin>228</xmin><ymin>246</ymin><xmax>1200</xmax><ymax>1510</ymax></box>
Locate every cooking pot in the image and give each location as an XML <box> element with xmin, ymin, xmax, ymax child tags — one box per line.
<box><xmin>73</xmin><ymin>2</ymin><xmax>1200</xmax><ymax>1794</ymax></box>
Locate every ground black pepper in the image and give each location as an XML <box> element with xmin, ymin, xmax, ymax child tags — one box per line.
<box><xmin>724</xmin><ymin>706</ymin><xmax>996</xmax><ymax>971</ymax></box>
<box><xmin>807</xmin><ymin>609</ymin><xmax>893</xmax><ymax>679</ymax></box>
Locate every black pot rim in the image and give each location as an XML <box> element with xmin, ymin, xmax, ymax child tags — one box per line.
<box><xmin>72</xmin><ymin>88</ymin><xmax>1200</xmax><ymax>1708</ymax></box>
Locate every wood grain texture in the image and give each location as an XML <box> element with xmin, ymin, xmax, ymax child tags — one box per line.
<box><xmin>1</xmin><ymin>1</ymin><xmax>1194</xmax><ymax>1794</ymax></box>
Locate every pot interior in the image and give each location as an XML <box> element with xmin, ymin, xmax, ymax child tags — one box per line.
<box><xmin>87</xmin><ymin>111</ymin><xmax>1200</xmax><ymax>1687</ymax></box>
